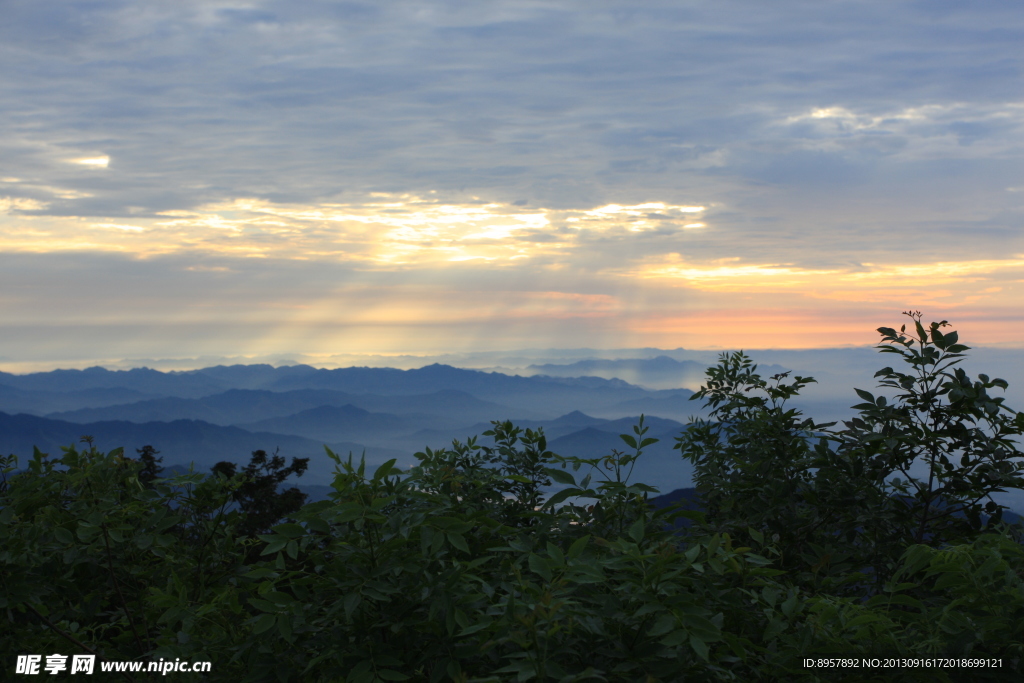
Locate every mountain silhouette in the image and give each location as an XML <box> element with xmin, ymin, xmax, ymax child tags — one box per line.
<box><xmin>0</xmin><ymin>411</ymin><xmax>404</xmax><ymax>485</ymax></box>
<box><xmin>238</xmin><ymin>404</ymin><xmax>413</xmax><ymax>443</ymax></box>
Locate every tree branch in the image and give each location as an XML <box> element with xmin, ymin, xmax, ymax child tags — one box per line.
<box><xmin>24</xmin><ymin>602</ymin><xmax>136</xmax><ymax>683</ymax></box>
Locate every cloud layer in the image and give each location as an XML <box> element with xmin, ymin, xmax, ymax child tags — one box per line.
<box><xmin>1</xmin><ymin>1</ymin><xmax>1023</xmax><ymax>365</ymax></box>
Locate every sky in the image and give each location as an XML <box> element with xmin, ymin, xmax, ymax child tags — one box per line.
<box><xmin>2</xmin><ymin>0</ymin><xmax>1023</xmax><ymax>371</ymax></box>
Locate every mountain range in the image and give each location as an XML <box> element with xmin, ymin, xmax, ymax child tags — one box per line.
<box><xmin>4</xmin><ymin>356</ymin><xmax>1024</xmax><ymax>516</ymax></box>
<box><xmin>523</xmin><ymin>356</ymin><xmax>787</xmax><ymax>391</ymax></box>
<box><xmin>0</xmin><ymin>363</ymin><xmax>698</xmax><ymax>490</ymax></box>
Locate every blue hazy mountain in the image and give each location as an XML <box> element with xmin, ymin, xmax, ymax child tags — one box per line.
<box><xmin>391</xmin><ymin>412</ymin><xmax>687</xmax><ymax>451</ymax></box>
<box><xmin>6</xmin><ymin>352</ymin><xmax>1023</xmax><ymax>513</ymax></box>
<box><xmin>0</xmin><ymin>367</ymin><xmax>228</xmax><ymax>398</ymax></box>
<box><xmin>251</xmin><ymin>364</ymin><xmax>664</xmax><ymax>415</ymax></box>
<box><xmin>525</xmin><ymin>356</ymin><xmax>788</xmax><ymax>391</ymax></box>
<box><xmin>0</xmin><ymin>411</ymin><xmax>405</xmax><ymax>484</ymax></box>
<box><xmin>237</xmin><ymin>404</ymin><xmax>418</xmax><ymax>444</ymax></box>
<box><xmin>1</xmin><ymin>362</ymin><xmax>624</xmax><ymax>396</ymax></box>
<box><xmin>0</xmin><ymin>362</ymin><xmax>722</xmax><ymax>498</ymax></box>
<box><xmin>8</xmin><ymin>362</ymin><xmax>696</xmax><ymax>421</ymax></box>
<box><xmin>393</xmin><ymin>415</ymin><xmax>694</xmax><ymax>493</ymax></box>
<box><xmin>597</xmin><ymin>392</ymin><xmax>698</xmax><ymax>421</ymax></box>
<box><xmin>0</xmin><ymin>383</ymin><xmax>165</xmax><ymax>415</ymax></box>
<box><xmin>6</xmin><ymin>363</ymin><xmax>684</xmax><ymax>416</ymax></box>
<box><xmin>0</xmin><ymin>362</ymin><xmax>706</xmax><ymax>493</ymax></box>
<box><xmin>46</xmin><ymin>388</ymin><xmax>515</xmax><ymax>428</ymax></box>
<box><xmin>545</xmin><ymin>426</ymin><xmax>694</xmax><ymax>494</ymax></box>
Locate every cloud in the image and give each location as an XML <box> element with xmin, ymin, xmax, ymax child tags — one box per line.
<box><xmin>2</xmin><ymin>1</ymin><xmax>1020</xmax><ymax>210</ymax></box>
<box><xmin>0</xmin><ymin>194</ymin><xmax>717</xmax><ymax>265</ymax></box>
<box><xmin>69</xmin><ymin>156</ymin><xmax>110</xmax><ymax>168</ymax></box>
<box><xmin>1</xmin><ymin>0</ymin><xmax>1023</xmax><ymax>364</ymax></box>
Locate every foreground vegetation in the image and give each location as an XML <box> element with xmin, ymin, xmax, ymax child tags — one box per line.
<box><xmin>3</xmin><ymin>313</ymin><xmax>1024</xmax><ymax>681</ymax></box>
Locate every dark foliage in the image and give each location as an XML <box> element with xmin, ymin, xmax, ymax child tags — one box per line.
<box><xmin>134</xmin><ymin>445</ymin><xmax>163</xmax><ymax>488</ymax></box>
<box><xmin>211</xmin><ymin>449</ymin><xmax>309</xmax><ymax>538</ymax></box>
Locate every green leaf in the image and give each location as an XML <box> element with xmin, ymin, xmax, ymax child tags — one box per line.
<box><xmin>690</xmin><ymin>634</ymin><xmax>710</xmax><ymax>661</ymax></box>
<box><xmin>684</xmin><ymin>545</ymin><xmax>701</xmax><ymax>563</ymax></box>
<box><xmin>659</xmin><ymin>629</ymin><xmax>688</xmax><ymax>647</ymax></box>
<box><xmin>373</xmin><ymin>458</ymin><xmax>398</xmax><ymax>480</ymax></box>
<box><xmin>648</xmin><ymin>613</ymin><xmax>676</xmax><ymax>637</ymax></box>
<box><xmin>877</xmin><ymin>594</ymin><xmax>923</xmax><ymax>610</ymax></box>
<box><xmin>528</xmin><ymin>553</ymin><xmax>553</xmax><ymax>583</ymax></box>
<box><xmin>252</xmin><ymin>613</ymin><xmax>276</xmax><ymax>635</ymax></box>
<box><xmin>277</xmin><ymin>614</ymin><xmax>293</xmax><ymax>641</ymax></box>
<box><xmin>544</xmin><ymin>488</ymin><xmax>582</xmax><ymax>507</ymax></box>
<box><xmin>544</xmin><ymin>467</ymin><xmax>576</xmax><ymax>486</ymax></box>
<box><xmin>567</xmin><ymin>535</ymin><xmax>590</xmax><ymax>560</ymax></box>
<box><xmin>158</xmin><ymin>606</ymin><xmax>183</xmax><ymax>625</ymax></box>
<box><xmin>680</xmin><ymin>613</ymin><xmax>720</xmax><ymax>638</ymax></box>
<box><xmin>854</xmin><ymin>388</ymin><xmax>875</xmax><ymax>402</ymax></box>
<box><xmin>628</xmin><ymin>518</ymin><xmax>644</xmax><ymax>543</ymax></box>
<box><xmin>376</xmin><ymin>670</ymin><xmax>410</xmax><ymax>681</ymax></box>
<box><xmin>619</xmin><ymin>434</ymin><xmax>638</xmax><ymax>449</ymax></box>
<box><xmin>261</xmin><ymin>538</ymin><xmax>288</xmax><ymax>556</ymax></box>
<box><xmin>53</xmin><ymin>527</ymin><xmax>74</xmax><ymax>544</ymax></box>
<box><xmin>370</xmin><ymin>495</ymin><xmax>394</xmax><ymax>512</ymax></box>
<box><xmin>447</xmin><ymin>532</ymin><xmax>470</xmax><ymax>554</ymax></box>
<box><xmin>249</xmin><ymin>598</ymin><xmax>279</xmax><ymax>613</ymax></box>
<box><xmin>244</xmin><ymin>568</ymin><xmax>279</xmax><ymax>579</ymax></box>
<box><xmin>305</xmin><ymin>517</ymin><xmax>330</xmax><ymax>534</ymax></box>
<box><xmin>272</xmin><ymin>523</ymin><xmax>305</xmax><ymax>538</ymax></box>
<box><xmin>333</xmin><ymin>505</ymin><xmax>363</xmax><ymax>524</ymax></box>
<box><xmin>546</xmin><ymin>541</ymin><xmax>565</xmax><ymax>567</ymax></box>
<box><xmin>430</xmin><ymin>516</ymin><xmax>472</xmax><ymax>532</ymax></box>
<box><xmin>344</xmin><ymin>592</ymin><xmax>361</xmax><ymax>619</ymax></box>
<box><xmin>705</xmin><ymin>534</ymin><xmax>720</xmax><ymax>555</ymax></box>
<box><xmin>780</xmin><ymin>593</ymin><xmax>799</xmax><ymax>618</ymax></box>
<box><xmin>431</xmin><ymin>530</ymin><xmax>445</xmax><ymax>555</ymax></box>
<box><xmin>457</xmin><ymin>622</ymin><xmax>489</xmax><ymax>637</ymax></box>
<box><xmin>349</xmin><ymin>661</ymin><xmax>374</xmax><ymax>683</ymax></box>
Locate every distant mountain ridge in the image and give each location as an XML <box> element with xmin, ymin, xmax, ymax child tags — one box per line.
<box><xmin>525</xmin><ymin>356</ymin><xmax>789</xmax><ymax>391</ymax></box>
<box><xmin>0</xmin><ymin>367</ymin><xmax>227</xmax><ymax>398</ymax></box>
<box><xmin>0</xmin><ymin>362</ymin><xmax>704</xmax><ymax>493</ymax></box>
<box><xmin>0</xmin><ymin>411</ymin><xmax>405</xmax><ymax>484</ymax></box>
<box><xmin>238</xmin><ymin>404</ymin><xmax>415</xmax><ymax>444</ymax></box>
<box><xmin>3</xmin><ymin>363</ymin><xmax>696</xmax><ymax>419</ymax></box>
<box><xmin>46</xmin><ymin>388</ymin><xmax>514</xmax><ymax>427</ymax></box>
<box><xmin>0</xmin><ymin>383</ymin><xmax>164</xmax><ymax>415</ymax></box>
<box><xmin>2</xmin><ymin>363</ymin><xmax>642</xmax><ymax>395</ymax></box>
<box><xmin>6</xmin><ymin>351</ymin><xmax>1024</xmax><ymax>516</ymax></box>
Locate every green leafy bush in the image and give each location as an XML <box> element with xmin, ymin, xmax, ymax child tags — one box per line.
<box><xmin>676</xmin><ymin>311</ymin><xmax>1024</xmax><ymax>593</ymax></box>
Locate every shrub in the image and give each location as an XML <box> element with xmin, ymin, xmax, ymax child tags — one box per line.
<box><xmin>676</xmin><ymin>311</ymin><xmax>1024</xmax><ymax>592</ymax></box>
